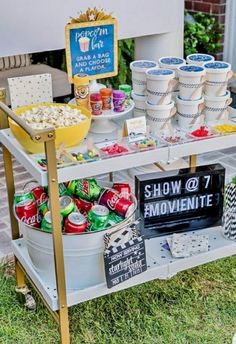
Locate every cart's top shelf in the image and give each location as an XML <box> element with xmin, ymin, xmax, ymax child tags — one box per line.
<box><xmin>1</xmin><ymin>124</ymin><xmax>236</xmax><ymax>185</ymax></box>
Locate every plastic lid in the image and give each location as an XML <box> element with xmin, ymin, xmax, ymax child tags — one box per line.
<box><xmin>204</xmin><ymin>61</ymin><xmax>230</xmax><ymax>69</ymax></box>
<box><xmin>90</xmin><ymin>93</ymin><xmax>102</xmax><ymax>101</ymax></box>
<box><xmin>159</xmin><ymin>57</ymin><xmax>185</xmax><ymax>65</ymax></box>
<box><xmin>100</xmin><ymin>88</ymin><xmax>112</xmax><ymax>96</ymax></box>
<box><xmin>119</xmin><ymin>84</ymin><xmax>132</xmax><ymax>92</ymax></box>
<box><xmin>113</xmin><ymin>90</ymin><xmax>126</xmax><ymax>98</ymax></box>
<box><xmin>146</xmin><ymin>68</ymin><xmax>174</xmax><ymax>76</ymax></box>
<box><xmin>179</xmin><ymin>65</ymin><xmax>204</xmax><ymax>72</ymax></box>
<box><xmin>188</xmin><ymin>54</ymin><xmax>213</xmax><ymax>62</ymax></box>
<box><xmin>130</xmin><ymin>60</ymin><xmax>157</xmax><ymax>71</ymax></box>
<box><xmin>73</xmin><ymin>73</ymin><xmax>89</xmax><ymax>85</ymax></box>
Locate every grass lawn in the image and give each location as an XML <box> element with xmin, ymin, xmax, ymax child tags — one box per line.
<box><xmin>0</xmin><ymin>256</ymin><xmax>236</xmax><ymax>344</ymax></box>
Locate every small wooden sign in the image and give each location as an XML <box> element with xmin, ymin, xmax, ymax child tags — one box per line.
<box><xmin>104</xmin><ymin>222</ymin><xmax>147</xmax><ymax>289</ymax></box>
<box><xmin>135</xmin><ymin>164</ymin><xmax>225</xmax><ymax>238</ymax></box>
<box><xmin>65</xmin><ymin>19</ymin><xmax>118</xmax><ymax>83</ymax></box>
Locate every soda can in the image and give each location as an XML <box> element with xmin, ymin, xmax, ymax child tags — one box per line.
<box><xmin>112</xmin><ymin>183</ymin><xmax>131</xmax><ymax>200</ymax></box>
<box><xmin>15</xmin><ymin>198</ymin><xmax>41</xmax><ymax>228</ymax></box>
<box><xmin>38</xmin><ymin>200</ymin><xmax>49</xmax><ymax>216</ymax></box>
<box><xmin>59</xmin><ymin>196</ymin><xmax>77</xmax><ymax>217</ymax></box>
<box><xmin>88</xmin><ymin>205</ymin><xmax>109</xmax><ymax>231</ymax></box>
<box><xmin>41</xmin><ymin>211</ymin><xmax>63</xmax><ymax>233</ymax></box>
<box><xmin>73</xmin><ymin>197</ymin><xmax>93</xmax><ymax>215</ymax></box>
<box><xmin>98</xmin><ymin>188</ymin><xmax>134</xmax><ymax>218</ymax></box>
<box><xmin>64</xmin><ymin>212</ymin><xmax>88</xmax><ymax>233</ymax></box>
<box><xmin>44</xmin><ymin>183</ymin><xmax>68</xmax><ymax>197</ymax></box>
<box><xmin>14</xmin><ymin>190</ymin><xmax>34</xmax><ymax>205</ymax></box>
<box><xmin>108</xmin><ymin>212</ymin><xmax>123</xmax><ymax>226</ymax></box>
<box><xmin>67</xmin><ymin>178</ymin><xmax>101</xmax><ymax>201</ymax></box>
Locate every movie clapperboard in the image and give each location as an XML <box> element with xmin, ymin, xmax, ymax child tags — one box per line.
<box><xmin>104</xmin><ymin>220</ymin><xmax>147</xmax><ymax>289</ymax></box>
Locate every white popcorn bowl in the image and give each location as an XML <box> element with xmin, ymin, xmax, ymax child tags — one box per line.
<box><xmin>130</xmin><ymin>60</ymin><xmax>158</xmax><ymax>96</ymax></box>
<box><xmin>204</xmin><ymin>61</ymin><xmax>232</xmax><ymax>97</ymax></box>
<box><xmin>146</xmin><ymin>100</ymin><xmax>176</xmax><ymax>135</ymax></box>
<box><xmin>145</xmin><ymin>68</ymin><xmax>175</xmax><ymax>105</ymax></box>
<box><xmin>187</xmin><ymin>53</ymin><xmax>215</xmax><ymax>66</ymax></box>
<box><xmin>204</xmin><ymin>90</ymin><xmax>232</xmax><ymax>123</ymax></box>
<box><xmin>177</xmin><ymin>64</ymin><xmax>206</xmax><ymax>101</ymax></box>
<box><xmin>131</xmin><ymin>91</ymin><xmax>147</xmax><ymax>118</ymax></box>
<box><xmin>176</xmin><ymin>96</ymin><xmax>204</xmax><ymax>129</ymax></box>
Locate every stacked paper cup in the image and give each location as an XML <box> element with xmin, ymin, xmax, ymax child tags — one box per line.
<box><xmin>176</xmin><ymin>64</ymin><xmax>206</xmax><ymax>129</ymax></box>
<box><xmin>203</xmin><ymin>61</ymin><xmax>232</xmax><ymax>123</ymax></box>
<box><xmin>130</xmin><ymin>60</ymin><xmax>158</xmax><ymax>117</ymax></box>
<box><xmin>145</xmin><ymin>68</ymin><xmax>176</xmax><ymax>135</ymax></box>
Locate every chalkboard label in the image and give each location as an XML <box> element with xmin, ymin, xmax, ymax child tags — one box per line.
<box><xmin>135</xmin><ymin>164</ymin><xmax>225</xmax><ymax>238</ymax></box>
<box><xmin>65</xmin><ymin>19</ymin><xmax>118</xmax><ymax>83</ymax></box>
<box><xmin>104</xmin><ymin>223</ymin><xmax>147</xmax><ymax>289</ymax></box>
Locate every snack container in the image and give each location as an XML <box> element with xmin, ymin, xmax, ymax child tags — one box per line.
<box><xmin>132</xmin><ymin>91</ymin><xmax>147</xmax><ymax>118</ymax></box>
<box><xmin>146</xmin><ymin>100</ymin><xmax>176</xmax><ymax>135</ymax></box>
<box><xmin>204</xmin><ymin>90</ymin><xmax>232</xmax><ymax>123</ymax></box>
<box><xmin>176</xmin><ymin>96</ymin><xmax>204</xmax><ymax>129</ymax></box>
<box><xmin>146</xmin><ymin>68</ymin><xmax>175</xmax><ymax>105</ymax></box>
<box><xmin>100</xmin><ymin>88</ymin><xmax>112</xmax><ymax>110</ymax></box>
<box><xmin>113</xmin><ymin>90</ymin><xmax>126</xmax><ymax>112</ymax></box>
<box><xmin>119</xmin><ymin>84</ymin><xmax>132</xmax><ymax>108</ymax></box>
<box><xmin>204</xmin><ymin>61</ymin><xmax>232</xmax><ymax>97</ymax></box>
<box><xmin>130</xmin><ymin>60</ymin><xmax>158</xmax><ymax>96</ymax></box>
<box><xmin>90</xmin><ymin>93</ymin><xmax>103</xmax><ymax>115</ymax></box>
<box><xmin>177</xmin><ymin>65</ymin><xmax>206</xmax><ymax>100</ymax></box>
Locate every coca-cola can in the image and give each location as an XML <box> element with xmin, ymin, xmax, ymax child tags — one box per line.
<box><xmin>73</xmin><ymin>197</ymin><xmax>93</xmax><ymax>215</ymax></box>
<box><xmin>15</xmin><ymin>198</ymin><xmax>41</xmax><ymax>228</ymax></box>
<box><xmin>98</xmin><ymin>188</ymin><xmax>134</xmax><ymax>218</ymax></box>
<box><xmin>112</xmin><ymin>183</ymin><xmax>131</xmax><ymax>200</ymax></box>
<box><xmin>24</xmin><ymin>181</ymin><xmax>48</xmax><ymax>206</ymax></box>
<box><xmin>64</xmin><ymin>212</ymin><xmax>87</xmax><ymax>233</ymax></box>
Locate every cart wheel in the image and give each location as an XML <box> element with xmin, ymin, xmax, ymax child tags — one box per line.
<box><xmin>24</xmin><ymin>293</ymin><xmax>36</xmax><ymax>311</ymax></box>
<box><xmin>15</xmin><ymin>286</ymin><xmax>36</xmax><ymax>310</ymax></box>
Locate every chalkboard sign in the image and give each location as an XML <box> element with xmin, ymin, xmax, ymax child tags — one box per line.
<box><xmin>104</xmin><ymin>222</ymin><xmax>147</xmax><ymax>289</ymax></box>
<box><xmin>135</xmin><ymin>164</ymin><xmax>225</xmax><ymax>238</ymax></box>
<box><xmin>65</xmin><ymin>19</ymin><xmax>118</xmax><ymax>83</ymax></box>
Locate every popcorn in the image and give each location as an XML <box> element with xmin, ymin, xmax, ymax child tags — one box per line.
<box><xmin>19</xmin><ymin>105</ymin><xmax>87</xmax><ymax>129</ymax></box>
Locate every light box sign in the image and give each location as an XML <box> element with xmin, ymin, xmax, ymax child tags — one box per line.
<box><xmin>65</xmin><ymin>19</ymin><xmax>118</xmax><ymax>83</ymax></box>
<box><xmin>135</xmin><ymin>164</ymin><xmax>225</xmax><ymax>238</ymax></box>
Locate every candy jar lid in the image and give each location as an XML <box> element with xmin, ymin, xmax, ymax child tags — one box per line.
<box><xmin>113</xmin><ymin>90</ymin><xmax>125</xmax><ymax>98</ymax></box>
<box><xmin>100</xmin><ymin>88</ymin><xmax>112</xmax><ymax>96</ymax></box>
<box><xmin>90</xmin><ymin>93</ymin><xmax>102</xmax><ymax>101</ymax></box>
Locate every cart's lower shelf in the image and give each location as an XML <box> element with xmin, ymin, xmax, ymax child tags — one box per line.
<box><xmin>12</xmin><ymin>226</ymin><xmax>236</xmax><ymax>311</ymax></box>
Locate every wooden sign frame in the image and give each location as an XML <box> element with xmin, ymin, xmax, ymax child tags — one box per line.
<box><xmin>65</xmin><ymin>19</ymin><xmax>118</xmax><ymax>83</ymax></box>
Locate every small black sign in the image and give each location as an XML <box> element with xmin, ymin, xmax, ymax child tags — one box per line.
<box><xmin>104</xmin><ymin>224</ymin><xmax>147</xmax><ymax>289</ymax></box>
<box><xmin>135</xmin><ymin>164</ymin><xmax>225</xmax><ymax>238</ymax></box>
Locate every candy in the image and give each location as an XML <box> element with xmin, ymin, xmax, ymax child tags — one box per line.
<box><xmin>101</xmin><ymin>143</ymin><xmax>129</xmax><ymax>155</ymax></box>
<box><xmin>164</xmin><ymin>136</ymin><xmax>181</xmax><ymax>143</ymax></box>
<box><xmin>191</xmin><ymin>126</ymin><xmax>210</xmax><ymax>137</ymax></box>
<box><xmin>213</xmin><ymin>124</ymin><xmax>236</xmax><ymax>133</ymax></box>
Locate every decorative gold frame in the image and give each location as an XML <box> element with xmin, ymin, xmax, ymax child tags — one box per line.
<box><xmin>65</xmin><ymin>19</ymin><xmax>118</xmax><ymax>83</ymax></box>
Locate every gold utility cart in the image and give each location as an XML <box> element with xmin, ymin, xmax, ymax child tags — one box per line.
<box><xmin>1</xmin><ymin>101</ymin><xmax>236</xmax><ymax>344</ymax></box>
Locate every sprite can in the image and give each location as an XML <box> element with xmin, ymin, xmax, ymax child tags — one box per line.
<box><xmin>88</xmin><ymin>205</ymin><xmax>109</xmax><ymax>231</ymax></box>
<box><xmin>41</xmin><ymin>211</ymin><xmax>63</xmax><ymax>233</ymax></box>
<box><xmin>38</xmin><ymin>200</ymin><xmax>49</xmax><ymax>215</ymax></box>
<box><xmin>14</xmin><ymin>190</ymin><xmax>34</xmax><ymax>204</ymax></box>
<box><xmin>108</xmin><ymin>212</ymin><xmax>123</xmax><ymax>226</ymax></box>
<box><xmin>67</xmin><ymin>178</ymin><xmax>101</xmax><ymax>201</ymax></box>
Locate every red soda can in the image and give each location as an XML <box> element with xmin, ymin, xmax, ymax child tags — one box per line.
<box><xmin>73</xmin><ymin>197</ymin><xmax>93</xmax><ymax>215</ymax></box>
<box><xmin>24</xmin><ymin>181</ymin><xmax>48</xmax><ymax>206</ymax></box>
<box><xmin>64</xmin><ymin>212</ymin><xmax>87</xmax><ymax>233</ymax></box>
<box><xmin>15</xmin><ymin>198</ymin><xmax>41</xmax><ymax>228</ymax></box>
<box><xmin>98</xmin><ymin>188</ymin><xmax>134</xmax><ymax>218</ymax></box>
<box><xmin>112</xmin><ymin>183</ymin><xmax>131</xmax><ymax>200</ymax></box>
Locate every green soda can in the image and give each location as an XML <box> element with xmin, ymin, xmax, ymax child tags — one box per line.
<box><xmin>14</xmin><ymin>190</ymin><xmax>34</xmax><ymax>204</ymax></box>
<box><xmin>38</xmin><ymin>200</ymin><xmax>49</xmax><ymax>215</ymax></box>
<box><xmin>108</xmin><ymin>212</ymin><xmax>123</xmax><ymax>226</ymax></box>
<box><xmin>88</xmin><ymin>205</ymin><xmax>109</xmax><ymax>231</ymax></box>
<box><xmin>41</xmin><ymin>211</ymin><xmax>63</xmax><ymax>233</ymax></box>
<box><xmin>119</xmin><ymin>84</ymin><xmax>131</xmax><ymax>108</ymax></box>
<box><xmin>68</xmin><ymin>178</ymin><xmax>101</xmax><ymax>201</ymax></box>
<box><xmin>59</xmin><ymin>196</ymin><xmax>77</xmax><ymax>217</ymax></box>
